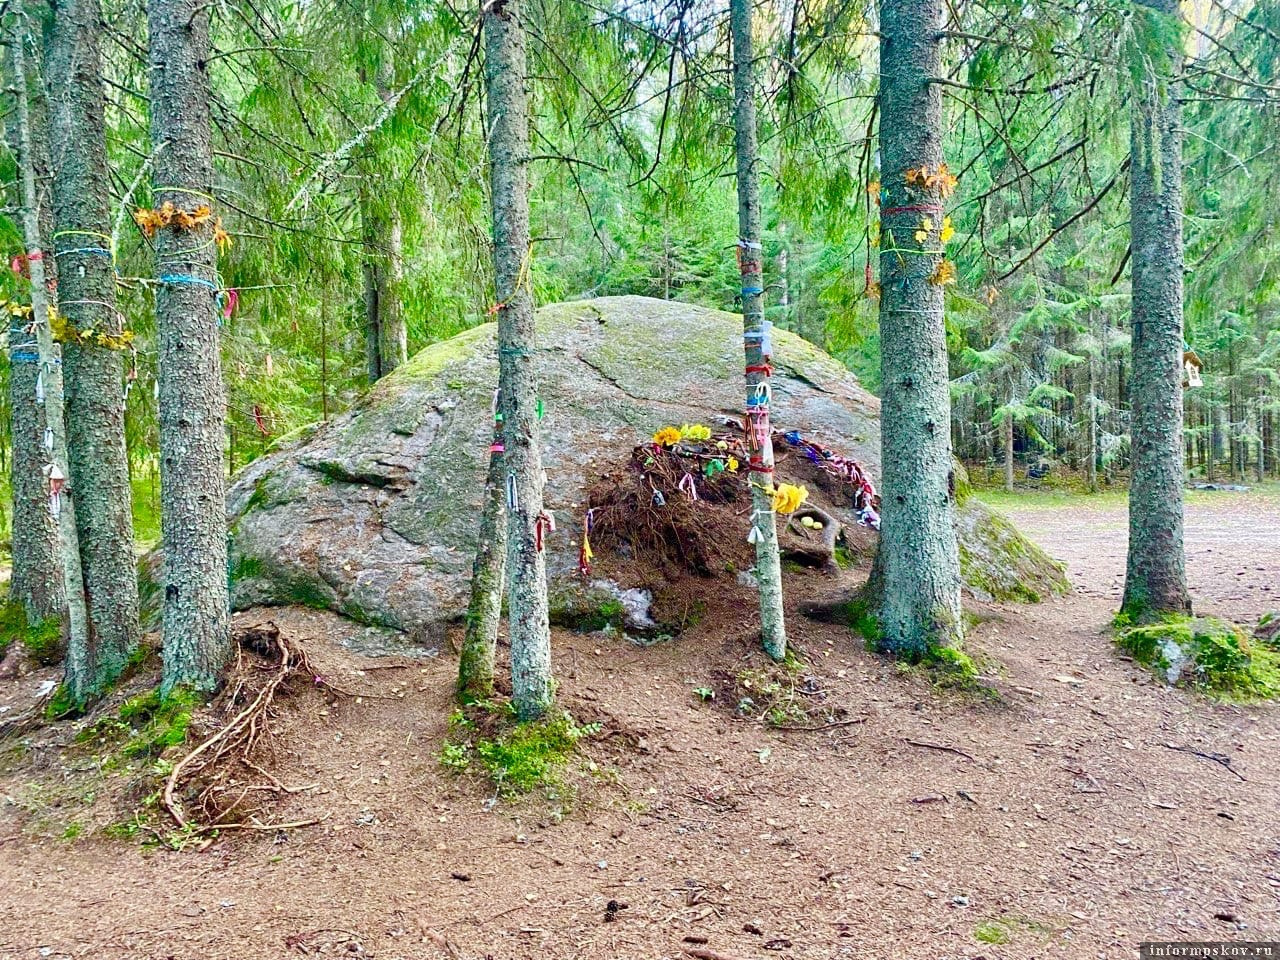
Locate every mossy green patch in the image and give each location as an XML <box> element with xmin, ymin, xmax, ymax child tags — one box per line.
<box><xmin>549</xmin><ymin>594</ymin><xmax>624</xmax><ymax>633</ymax></box>
<box><xmin>974</xmin><ymin>921</ymin><xmax>1012</xmax><ymax>945</ymax></box>
<box><xmin>0</xmin><ymin>600</ymin><xmax>63</xmax><ymax>665</ymax></box>
<box><xmin>1116</xmin><ymin>615</ymin><xmax>1280</xmax><ymax>701</ymax></box>
<box><xmin>440</xmin><ymin>703</ymin><xmax>600</xmax><ymax>798</ymax></box>
<box><xmin>78</xmin><ymin>686</ymin><xmax>202</xmax><ymax>763</ymax></box>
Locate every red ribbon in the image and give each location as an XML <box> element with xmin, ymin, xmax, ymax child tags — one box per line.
<box><xmin>535</xmin><ymin>511</ymin><xmax>556</xmax><ymax>552</ymax></box>
<box><xmin>745</xmin><ymin>363</ymin><xmax>773</xmax><ymax>376</ymax></box>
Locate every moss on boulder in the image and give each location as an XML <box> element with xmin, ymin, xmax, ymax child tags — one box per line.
<box><xmin>1117</xmin><ymin>614</ymin><xmax>1280</xmax><ymax>700</ymax></box>
<box><xmin>216</xmin><ymin>296</ymin><xmax>1065</xmax><ymax>637</ymax></box>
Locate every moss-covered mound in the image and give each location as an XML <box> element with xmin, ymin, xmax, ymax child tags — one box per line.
<box><xmin>217</xmin><ymin>296</ymin><xmax>1066</xmax><ymax>637</ymax></box>
<box><xmin>1117</xmin><ymin>614</ymin><xmax>1280</xmax><ymax>701</ymax></box>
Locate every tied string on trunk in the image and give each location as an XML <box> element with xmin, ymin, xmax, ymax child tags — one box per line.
<box><xmin>881</xmin><ymin>203</ymin><xmax>943</xmax><ymax>216</ymax></box>
<box><xmin>489</xmin><ymin>388</ymin><xmax>505</xmax><ymax>453</ymax></box>
<box><xmin>53</xmin><ymin>229</ymin><xmax>114</xmax><ymax>263</ymax></box>
<box><xmin>535</xmin><ymin>510</ymin><xmax>556</xmax><ymax>552</ymax></box>
<box><xmin>743</xmin><ymin>321</ymin><xmax>773</xmax><ymax>358</ymax></box>
<box><xmin>487</xmin><ymin>244</ymin><xmax>534</xmax><ymax>316</ymax></box>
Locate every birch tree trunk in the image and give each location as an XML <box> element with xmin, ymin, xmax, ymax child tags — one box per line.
<box><xmin>148</xmin><ymin>0</ymin><xmax>231</xmax><ymax>690</ymax></box>
<box><xmin>1122</xmin><ymin>0</ymin><xmax>1190</xmax><ymax>618</ymax></box>
<box><xmin>484</xmin><ymin>0</ymin><xmax>552</xmax><ymax>720</ymax></box>
<box><xmin>4</xmin><ymin>52</ymin><xmax>63</xmax><ymax>634</ymax></box>
<box><xmin>871</xmin><ymin>0</ymin><xmax>964</xmax><ymax>656</ymax></box>
<box><xmin>46</xmin><ymin>0</ymin><xmax>140</xmax><ymax>694</ymax></box>
<box><xmin>731</xmin><ymin>0</ymin><xmax>787</xmax><ymax>660</ymax></box>
<box><xmin>8</xmin><ymin>28</ymin><xmax>90</xmax><ymax>689</ymax></box>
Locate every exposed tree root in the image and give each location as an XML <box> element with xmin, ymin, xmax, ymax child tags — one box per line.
<box><xmin>163</xmin><ymin>622</ymin><xmax>338</xmax><ymax>833</ymax></box>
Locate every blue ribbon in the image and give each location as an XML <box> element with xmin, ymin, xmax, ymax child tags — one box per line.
<box><xmin>159</xmin><ymin>274</ymin><xmax>219</xmax><ymax>294</ymax></box>
<box><xmin>10</xmin><ymin>349</ymin><xmax>39</xmax><ymax>364</ymax></box>
<box><xmin>55</xmin><ymin>247</ymin><xmax>112</xmax><ymax>259</ymax></box>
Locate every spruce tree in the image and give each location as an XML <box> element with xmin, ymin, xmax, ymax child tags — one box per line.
<box><xmin>870</xmin><ymin>0</ymin><xmax>964</xmax><ymax>656</ymax></box>
<box><xmin>147</xmin><ymin>0</ymin><xmax>230</xmax><ymax>691</ymax></box>
<box><xmin>46</xmin><ymin>0</ymin><xmax>140</xmax><ymax>694</ymax></box>
<box><xmin>1122</xmin><ymin>0</ymin><xmax>1190</xmax><ymax>618</ymax></box>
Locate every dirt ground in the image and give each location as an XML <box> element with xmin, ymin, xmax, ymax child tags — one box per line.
<box><xmin>1</xmin><ymin>492</ymin><xmax>1277</xmax><ymax>960</ymax></box>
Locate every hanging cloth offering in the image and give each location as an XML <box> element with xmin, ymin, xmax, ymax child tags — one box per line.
<box><xmin>678</xmin><ymin>473</ymin><xmax>699</xmax><ymax>502</ymax></box>
<box><xmin>578</xmin><ymin>510</ymin><xmax>595</xmax><ymax>576</ymax></box>
<box><xmin>535</xmin><ymin>510</ymin><xmax>556</xmax><ymax>551</ymax></box>
<box><xmin>45</xmin><ymin>463</ymin><xmax>66</xmax><ymax>517</ymax></box>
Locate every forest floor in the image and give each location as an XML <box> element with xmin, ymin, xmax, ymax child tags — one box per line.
<box><xmin>1</xmin><ymin>489</ymin><xmax>1278</xmax><ymax>960</ymax></box>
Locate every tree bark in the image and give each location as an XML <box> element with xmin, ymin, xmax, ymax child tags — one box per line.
<box><xmin>459</xmin><ymin>400</ymin><xmax>507</xmax><ymax>702</ymax></box>
<box><xmin>148</xmin><ymin>0</ymin><xmax>230</xmax><ymax>690</ymax></box>
<box><xmin>8</xmin><ymin>27</ymin><xmax>90</xmax><ymax>686</ymax></box>
<box><xmin>485</xmin><ymin>0</ymin><xmax>552</xmax><ymax>721</ymax></box>
<box><xmin>360</xmin><ymin>49</ymin><xmax>407</xmax><ymax>382</ymax></box>
<box><xmin>871</xmin><ymin>0</ymin><xmax>964</xmax><ymax>656</ymax></box>
<box><xmin>46</xmin><ymin>0</ymin><xmax>140</xmax><ymax>696</ymax></box>
<box><xmin>1122</xmin><ymin>0</ymin><xmax>1190</xmax><ymax>618</ymax></box>
<box><xmin>1003</xmin><ymin>411</ymin><xmax>1015</xmax><ymax>492</ymax></box>
<box><xmin>4</xmin><ymin>52</ymin><xmax>63</xmax><ymax>632</ymax></box>
<box><xmin>731</xmin><ymin>0</ymin><xmax>787</xmax><ymax>661</ymax></box>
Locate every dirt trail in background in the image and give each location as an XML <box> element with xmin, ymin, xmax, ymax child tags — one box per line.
<box><xmin>1000</xmin><ymin>489</ymin><xmax>1280</xmax><ymax>625</ymax></box>
<box><xmin>0</xmin><ymin>495</ymin><xmax>1277</xmax><ymax>960</ymax></box>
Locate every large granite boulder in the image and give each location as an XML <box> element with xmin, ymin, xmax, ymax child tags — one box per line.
<box><xmin>225</xmin><ymin>296</ymin><xmax>1066</xmax><ymax>638</ymax></box>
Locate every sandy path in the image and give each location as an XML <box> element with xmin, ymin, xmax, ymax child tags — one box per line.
<box><xmin>0</xmin><ymin>497</ymin><xmax>1277</xmax><ymax>960</ymax></box>
<box><xmin>998</xmin><ymin>489</ymin><xmax>1279</xmax><ymax>625</ymax></box>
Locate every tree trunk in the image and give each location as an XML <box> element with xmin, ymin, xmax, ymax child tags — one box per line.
<box><xmin>870</xmin><ymin>0</ymin><xmax>964</xmax><ymax>656</ymax></box>
<box><xmin>1122</xmin><ymin>0</ymin><xmax>1190</xmax><ymax>618</ymax></box>
<box><xmin>485</xmin><ymin>0</ymin><xmax>552</xmax><ymax>721</ymax></box>
<box><xmin>1086</xmin><ymin>340</ymin><xmax>1099</xmax><ymax>492</ymax></box>
<box><xmin>8</xmin><ymin>28</ymin><xmax>90</xmax><ymax>685</ymax></box>
<box><xmin>731</xmin><ymin>0</ymin><xmax>787</xmax><ymax>661</ymax></box>
<box><xmin>148</xmin><ymin>0</ymin><xmax>230</xmax><ymax>690</ymax></box>
<box><xmin>4</xmin><ymin>60</ymin><xmax>63</xmax><ymax>633</ymax></box>
<box><xmin>458</xmin><ymin>400</ymin><xmax>507</xmax><ymax>702</ymax></box>
<box><xmin>46</xmin><ymin>0</ymin><xmax>140</xmax><ymax>696</ymax></box>
<box><xmin>360</xmin><ymin>50</ymin><xmax>407</xmax><ymax>382</ymax></box>
<box><xmin>1003</xmin><ymin>412</ymin><xmax>1015</xmax><ymax>492</ymax></box>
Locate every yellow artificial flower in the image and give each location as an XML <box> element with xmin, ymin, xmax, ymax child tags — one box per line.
<box><xmin>679</xmin><ymin>423</ymin><xmax>711</xmax><ymax>442</ymax></box>
<box><xmin>727</xmin><ymin>456</ymin><xmax>739</xmax><ymax>472</ymax></box>
<box><xmin>653</xmin><ymin>426</ymin><xmax>682</xmax><ymax>447</ymax></box>
<box><xmin>770</xmin><ymin>482</ymin><xmax>809</xmax><ymax>515</ymax></box>
<box><xmin>915</xmin><ymin>217</ymin><xmax>934</xmax><ymax>244</ymax></box>
<box><xmin>940</xmin><ymin>216</ymin><xmax>954</xmax><ymax>243</ymax></box>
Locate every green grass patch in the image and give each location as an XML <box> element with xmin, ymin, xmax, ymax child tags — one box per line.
<box><xmin>1116</xmin><ymin>614</ymin><xmax>1280</xmax><ymax>701</ymax></box>
<box><xmin>0</xmin><ymin>600</ymin><xmax>63</xmax><ymax>665</ymax></box>
<box><xmin>77</xmin><ymin>686</ymin><xmax>202</xmax><ymax>762</ymax></box>
<box><xmin>974</xmin><ymin>921</ymin><xmax>1012</xmax><ymax>945</ymax></box>
<box><xmin>440</xmin><ymin>702</ymin><xmax>601</xmax><ymax>798</ymax></box>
